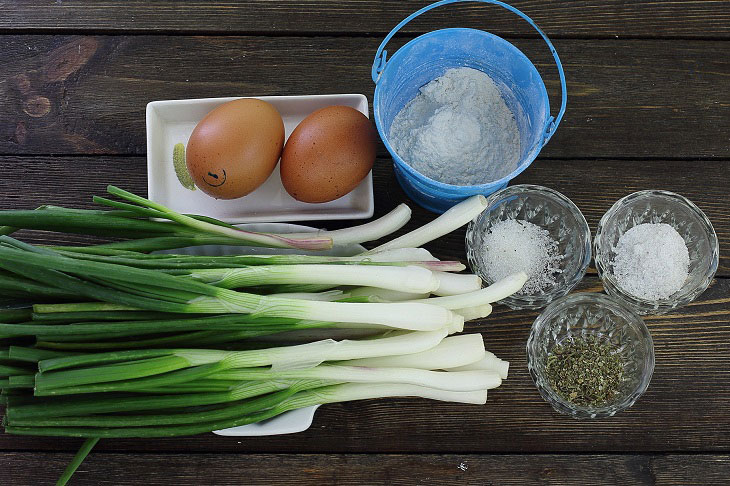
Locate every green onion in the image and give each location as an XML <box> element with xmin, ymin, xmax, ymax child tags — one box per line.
<box><xmin>5</xmin><ymin>383</ymin><xmax>488</xmax><ymax>438</ymax></box>
<box><xmin>280</xmin><ymin>203</ymin><xmax>411</xmax><ymax>246</ymax></box>
<box><xmin>347</xmin><ymin>286</ymin><xmax>429</xmax><ymax>302</ymax></box>
<box><xmin>0</xmin><ymin>271</ymin><xmax>77</xmax><ymax>300</ymax></box>
<box><xmin>0</xmin><ymin>308</ymin><xmax>32</xmax><ymax>323</ymax></box>
<box><xmin>0</xmin><ymin>188</ymin><xmax>534</xmax><ymax>486</ymax></box>
<box><xmin>343</xmin><ymin>333</ymin><xmax>486</xmax><ymax>370</ymax></box>
<box><xmin>0</xmin><ymin>239</ymin><xmax>456</xmax><ymax>330</ymax></box>
<box><xmin>209</xmin><ymin>365</ymin><xmax>501</xmax><ymax>392</ymax></box>
<box><xmin>7</xmin><ymin>375</ymin><xmax>34</xmax><ymax>388</ymax></box>
<box><xmin>366</xmin><ymin>195</ymin><xmax>488</xmax><ymax>253</ymax></box>
<box><xmin>30</xmin><ymin>310</ymin><xmax>194</xmax><ymax>323</ymax></box>
<box><xmin>0</xmin><ymin>187</ymin><xmax>334</xmax><ymax>251</ymax></box>
<box><xmin>408</xmin><ymin>272</ymin><xmax>528</xmax><ymax>309</ymax></box>
<box><xmin>444</xmin><ymin>352</ymin><xmax>510</xmax><ymax>380</ymax></box>
<box><xmin>56</xmin><ymin>438</ymin><xmax>100</xmax><ymax>486</ymax></box>
<box><xmin>36</xmin><ymin>330</ymin><xmax>283</xmax><ymax>351</ymax></box>
<box><xmin>38</xmin><ymin>329</ymin><xmax>448</xmax><ymax>376</ymax></box>
<box><xmin>431</xmin><ymin>271</ymin><xmax>482</xmax><ymax>296</ymax></box>
<box><xmin>186</xmin><ymin>264</ymin><xmax>440</xmax><ymax>293</ymax></box>
<box><xmin>0</xmin><ymin>209</ymin><xmax>188</xmax><ymax>237</ymax></box>
<box><xmin>7</xmin><ymin>380</ymin><xmax>316</xmax><ymax>420</ymax></box>
<box><xmin>453</xmin><ymin>304</ymin><xmax>493</xmax><ymax>321</ymax></box>
<box><xmin>0</xmin><ymin>316</ymin><xmax>335</xmax><ymax>340</ymax></box>
<box><xmin>0</xmin><ymin>364</ymin><xmax>33</xmax><ymax>376</ymax></box>
<box><xmin>8</xmin><ymin>346</ymin><xmax>74</xmax><ymax>363</ymax></box>
<box><xmin>105</xmin><ymin>186</ymin><xmax>333</xmax><ymax>251</ymax></box>
<box><xmin>56</xmin><ymin>248</ymin><xmax>464</xmax><ymax>272</ymax></box>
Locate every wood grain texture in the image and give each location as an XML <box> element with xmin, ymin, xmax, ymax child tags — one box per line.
<box><xmin>1</xmin><ymin>1</ymin><xmax>729</xmax><ymax>482</ymax></box>
<box><xmin>2</xmin><ymin>453</ymin><xmax>730</xmax><ymax>485</ymax></box>
<box><xmin>1</xmin><ymin>277</ymin><xmax>729</xmax><ymax>455</ymax></box>
<box><xmin>1</xmin><ymin>1</ymin><xmax>729</xmax><ymax>38</ymax></box>
<box><xmin>0</xmin><ymin>156</ymin><xmax>726</xmax><ymax>275</ymax></box>
<box><xmin>1</xmin><ymin>36</ymin><xmax>729</xmax><ymax>158</ymax></box>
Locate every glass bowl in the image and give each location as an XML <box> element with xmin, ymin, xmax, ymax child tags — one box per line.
<box><xmin>594</xmin><ymin>190</ymin><xmax>719</xmax><ymax>315</ymax></box>
<box><xmin>465</xmin><ymin>184</ymin><xmax>591</xmax><ymax>310</ymax></box>
<box><xmin>527</xmin><ymin>292</ymin><xmax>655</xmax><ymax>419</ymax></box>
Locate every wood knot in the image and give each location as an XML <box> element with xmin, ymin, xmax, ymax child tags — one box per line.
<box><xmin>43</xmin><ymin>36</ymin><xmax>99</xmax><ymax>82</ymax></box>
<box><xmin>15</xmin><ymin>121</ymin><xmax>28</xmax><ymax>145</ymax></box>
<box><xmin>11</xmin><ymin>74</ymin><xmax>32</xmax><ymax>95</ymax></box>
<box><xmin>23</xmin><ymin>95</ymin><xmax>51</xmax><ymax>117</ymax></box>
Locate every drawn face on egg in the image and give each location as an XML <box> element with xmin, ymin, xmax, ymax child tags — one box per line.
<box><xmin>185</xmin><ymin>98</ymin><xmax>285</xmax><ymax>200</ymax></box>
<box><xmin>202</xmin><ymin>169</ymin><xmax>227</xmax><ymax>187</ymax></box>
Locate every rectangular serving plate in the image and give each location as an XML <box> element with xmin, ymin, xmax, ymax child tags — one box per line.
<box><xmin>146</xmin><ymin>94</ymin><xmax>374</xmax><ymax>223</ymax></box>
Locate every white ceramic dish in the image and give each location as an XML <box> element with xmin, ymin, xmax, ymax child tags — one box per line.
<box><xmin>146</xmin><ymin>94</ymin><xmax>374</xmax><ymax>223</ymax></box>
<box><xmin>164</xmin><ymin>223</ymin><xmax>364</xmax><ymax>436</ymax></box>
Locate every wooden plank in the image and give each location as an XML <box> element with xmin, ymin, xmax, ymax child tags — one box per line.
<box><xmin>2</xmin><ymin>453</ymin><xmax>730</xmax><ymax>485</ymax></box>
<box><xmin>1</xmin><ymin>277</ymin><xmax>729</xmax><ymax>454</ymax></box>
<box><xmin>0</xmin><ymin>156</ymin><xmax>726</xmax><ymax>275</ymax></box>
<box><xmin>0</xmin><ymin>1</ymin><xmax>729</xmax><ymax>38</ymax></box>
<box><xmin>1</xmin><ymin>36</ymin><xmax>729</xmax><ymax>158</ymax></box>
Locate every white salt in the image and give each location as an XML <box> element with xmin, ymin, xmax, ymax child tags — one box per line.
<box><xmin>613</xmin><ymin>223</ymin><xmax>689</xmax><ymax>301</ymax></box>
<box><xmin>388</xmin><ymin>67</ymin><xmax>520</xmax><ymax>186</ymax></box>
<box><xmin>482</xmin><ymin>219</ymin><xmax>563</xmax><ymax>295</ymax></box>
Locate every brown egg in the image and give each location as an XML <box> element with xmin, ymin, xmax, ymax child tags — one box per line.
<box><xmin>280</xmin><ymin>105</ymin><xmax>377</xmax><ymax>203</ymax></box>
<box><xmin>186</xmin><ymin>98</ymin><xmax>284</xmax><ymax>199</ymax></box>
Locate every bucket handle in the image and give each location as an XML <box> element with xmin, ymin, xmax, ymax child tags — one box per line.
<box><xmin>372</xmin><ymin>0</ymin><xmax>567</xmax><ymax>144</ymax></box>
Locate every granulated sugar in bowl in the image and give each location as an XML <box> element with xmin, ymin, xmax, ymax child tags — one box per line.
<box><xmin>466</xmin><ymin>185</ymin><xmax>591</xmax><ymax>310</ymax></box>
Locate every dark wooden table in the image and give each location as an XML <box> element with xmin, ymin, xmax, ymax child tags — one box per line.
<box><xmin>2</xmin><ymin>1</ymin><xmax>730</xmax><ymax>484</ymax></box>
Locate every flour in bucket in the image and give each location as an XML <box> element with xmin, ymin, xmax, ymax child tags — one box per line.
<box><xmin>388</xmin><ymin>67</ymin><xmax>520</xmax><ymax>186</ymax></box>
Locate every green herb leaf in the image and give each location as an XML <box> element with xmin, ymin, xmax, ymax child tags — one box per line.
<box><xmin>545</xmin><ymin>335</ymin><xmax>624</xmax><ymax>407</ymax></box>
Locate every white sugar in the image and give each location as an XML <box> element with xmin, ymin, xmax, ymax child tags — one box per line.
<box><xmin>613</xmin><ymin>223</ymin><xmax>689</xmax><ymax>301</ymax></box>
<box><xmin>482</xmin><ymin>219</ymin><xmax>563</xmax><ymax>295</ymax></box>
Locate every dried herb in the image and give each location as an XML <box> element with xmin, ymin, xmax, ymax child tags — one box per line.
<box><xmin>545</xmin><ymin>335</ymin><xmax>624</xmax><ymax>406</ymax></box>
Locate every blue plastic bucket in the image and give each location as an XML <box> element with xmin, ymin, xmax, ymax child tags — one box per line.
<box><xmin>372</xmin><ymin>0</ymin><xmax>567</xmax><ymax>213</ymax></box>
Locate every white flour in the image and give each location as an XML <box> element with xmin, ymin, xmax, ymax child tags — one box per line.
<box><xmin>389</xmin><ymin>67</ymin><xmax>520</xmax><ymax>186</ymax></box>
